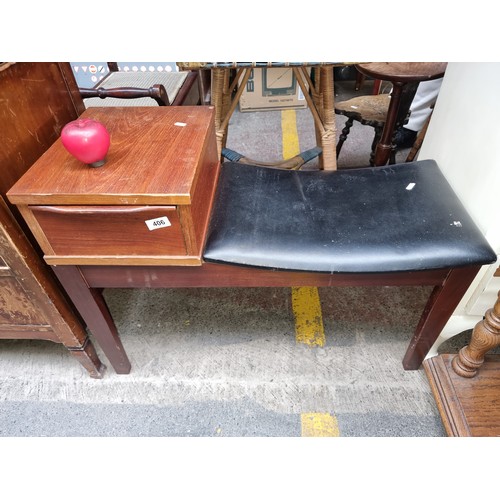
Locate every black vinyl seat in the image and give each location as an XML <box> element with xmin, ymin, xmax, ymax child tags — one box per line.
<box><xmin>203</xmin><ymin>160</ymin><xmax>496</xmax><ymax>274</ymax></box>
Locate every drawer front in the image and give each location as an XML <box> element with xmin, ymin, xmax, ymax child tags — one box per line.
<box><xmin>30</xmin><ymin>205</ymin><xmax>187</xmax><ymax>258</ymax></box>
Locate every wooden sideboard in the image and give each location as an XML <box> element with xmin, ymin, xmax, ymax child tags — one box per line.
<box><xmin>0</xmin><ymin>62</ymin><xmax>105</xmax><ymax>377</ymax></box>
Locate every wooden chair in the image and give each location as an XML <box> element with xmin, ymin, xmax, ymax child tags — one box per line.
<box><xmin>80</xmin><ymin>62</ymin><xmax>201</xmax><ymax>107</ymax></box>
<box><xmin>335</xmin><ymin>92</ymin><xmax>395</xmax><ymax>165</ymax></box>
<box><xmin>357</xmin><ymin>63</ymin><xmax>447</xmax><ymax>166</ymax></box>
<box><xmin>335</xmin><ymin>63</ymin><xmax>447</xmax><ymax>167</ymax></box>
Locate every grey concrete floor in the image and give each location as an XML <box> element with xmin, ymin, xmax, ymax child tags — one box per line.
<box><xmin>1</xmin><ymin>285</ymin><xmax>448</xmax><ymax>437</ymax></box>
<box><xmin>0</xmin><ymin>77</ymin><xmax>453</xmax><ymax>439</ymax></box>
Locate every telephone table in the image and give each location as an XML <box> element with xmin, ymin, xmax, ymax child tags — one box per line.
<box><xmin>8</xmin><ymin>106</ymin><xmax>496</xmax><ymax>375</ymax></box>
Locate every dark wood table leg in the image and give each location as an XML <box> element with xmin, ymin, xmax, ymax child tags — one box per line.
<box><xmin>373</xmin><ymin>82</ymin><xmax>418</xmax><ymax>166</ymax></box>
<box><xmin>452</xmin><ymin>290</ymin><xmax>500</xmax><ymax>377</ymax></box>
<box><xmin>52</xmin><ymin>265</ymin><xmax>131</xmax><ymax>374</ymax></box>
<box><xmin>67</xmin><ymin>336</ymin><xmax>106</xmax><ymax>378</ymax></box>
<box><xmin>403</xmin><ymin>266</ymin><xmax>482</xmax><ymax>370</ymax></box>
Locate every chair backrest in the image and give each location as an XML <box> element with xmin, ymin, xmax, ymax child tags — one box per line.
<box><xmin>79</xmin><ymin>62</ymin><xmax>201</xmax><ymax>108</ymax></box>
<box><xmin>80</xmin><ymin>83</ymin><xmax>170</xmax><ymax>106</ymax></box>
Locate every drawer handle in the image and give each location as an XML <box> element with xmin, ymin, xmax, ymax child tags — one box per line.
<box><xmin>32</xmin><ymin>206</ymin><xmax>173</xmax><ymax>215</ymax></box>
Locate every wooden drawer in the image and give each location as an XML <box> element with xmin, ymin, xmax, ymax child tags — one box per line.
<box><xmin>7</xmin><ymin>107</ymin><xmax>221</xmax><ymax>267</ymax></box>
<box><xmin>29</xmin><ymin>205</ymin><xmax>190</xmax><ymax>265</ymax></box>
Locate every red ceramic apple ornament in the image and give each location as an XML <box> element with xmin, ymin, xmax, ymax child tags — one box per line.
<box><xmin>61</xmin><ymin>118</ymin><xmax>110</xmax><ymax>167</ymax></box>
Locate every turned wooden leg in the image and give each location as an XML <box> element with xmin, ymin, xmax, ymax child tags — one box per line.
<box><xmin>336</xmin><ymin>117</ymin><xmax>353</xmax><ymax>156</ymax></box>
<box><xmin>374</xmin><ymin>82</ymin><xmax>418</xmax><ymax>166</ymax></box>
<box><xmin>354</xmin><ymin>70</ymin><xmax>365</xmax><ymax>91</ymax></box>
<box><xmin>52</xmin><ymin>265</ymin><xmax>131</xmax><ymax>374</ymax></box>
<box><xmin>369</xmin><ymin>126</ymin><xmax>383</xmax><ymax>166</ymax></box>
<box><xmin>452</xmin><ymin>290</ymin><xmax>500</xmax><ymax>377</ymax></box>
<box><xmin>403</xmin><ymin>266</ymin><xmax>482</xmax><ymax>370</ymax></box>
<box><xmin>374</xmin><ymin>83</ymin><xmax>403</xmax><ymax>166</ymax></box>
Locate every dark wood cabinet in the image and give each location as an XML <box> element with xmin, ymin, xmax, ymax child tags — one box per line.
<box><xmin>0</xmin><ymin>197</ymin><xmax>104</xmax><ymax>377</ymax></box>
<box><xmin>0</xmin><ymin>62</ymin><xmax>104</xmax><ymax>377</ymax></box>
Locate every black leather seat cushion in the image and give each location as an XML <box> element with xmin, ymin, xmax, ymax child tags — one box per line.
<box><xmin>203</xmin><ymin>160</ymin><xmax>496</xmax><ymax>273</ymax></box>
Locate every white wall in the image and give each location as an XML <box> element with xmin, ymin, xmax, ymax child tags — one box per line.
<box><xmin>419</xmin><ymin>62</ymin><xmax>500</xmax><ymax>251</ymax></box>
<box><xmin>419</xmin><ymin>63</ymin><xmax>499</xmax><ymax>352</ymax></box>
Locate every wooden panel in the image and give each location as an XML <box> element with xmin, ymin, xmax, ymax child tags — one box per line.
<box><xmin>82</xmin><ymin>262</ymin><xmax>449</xmax><ymax>289</ymax></box>
<box><xmin>0</xmin><ymin>62</ymin><xmax>83</xmax><ymax>203</ymax></box>
<box><xmin>172</xmin><ymin>71</ymin><xmax>201</xmax><ymax>106</ymax></box>
<box><xmin>30</xmin><ymin>205</ymin><xmax>187</xmax><ymax>259</ymax></box>
<box><xmin>424</xmin><ymin>354</ymin><xmax>500</xmax><ymax>437</ymax></box>
<box><xmin>0</xmin><ymin>274</ymin><xmax>49</xmax><ymax>327</ymax></box>
<box><xmin>179</xmin><ymin>117</ymin><xmax>220</xmax><ymax>255</ymax></box>
<box><xmin>0</xmin><ymin>256</ymin><xmax>11</xmax><ymax>277</ymax></box>
<box><xmin>8</xmin><ymin>106</ymin><xmax>217</xmax><ymax>206</ymax></box>
<box><xmin>0</xmin><ymin>196</ymin><xmax>85</xmax><ymax>345</ymax></box>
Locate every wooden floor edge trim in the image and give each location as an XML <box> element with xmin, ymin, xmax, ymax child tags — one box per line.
<box><xmin>423</xmin><ymin>355</ymin><xmax>471</xmax><ymax>437</ymax></box>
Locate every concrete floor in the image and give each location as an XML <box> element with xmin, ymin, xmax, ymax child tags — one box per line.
<box><xmin>1</xmin><ymin>285</ymin><xmax>449</xmax><ymax>436</ymax></box>
<box><xmin>0</xmin><ymin>78</ymin><xmax>456</xmax><ymax>438</ymax></box>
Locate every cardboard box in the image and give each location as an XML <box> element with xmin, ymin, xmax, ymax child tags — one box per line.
<box><xmin>239</xmin><ymin>67</ymin><xmax>309</xmax><ymax>112</ymax></box>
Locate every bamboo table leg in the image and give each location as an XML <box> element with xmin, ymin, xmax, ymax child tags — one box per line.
<box><xmin>294</xmin><ymin>65</ymin><xmax>337</xmax><ymax>170</ymax></box>
<box><xmin>317</xmin><ymin>65</ymin><xmax>337</xmax><ymax>170</ymax></box>
<box><xmin>210</xmin><ymin>67</ymin><xmax>227</xmax><ymax>157</ymax></box>
<box><xmin>452</xmin><ymin>290</ymin><xmax>500</xmax><ymax>377</ymax></box>
<box><xmin>211</xmin><ymin>64</ymin><xmax>338</xmax><ymax>170</ymax></box>
<box><xmin>210</xmin><ymin>67</ymin><xmax>252</xmax><ymax>159</ymax></box>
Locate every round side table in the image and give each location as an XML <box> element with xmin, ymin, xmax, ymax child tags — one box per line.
<box><xmin>356</xmin><ymin>62</ymin><xmax>447</xmax><ymax>166</ymax></box>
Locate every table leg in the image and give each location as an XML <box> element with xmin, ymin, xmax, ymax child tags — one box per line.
<box><xmin>452</xmin><ymin>290</ymin><xmax>500</xmax><ymax>377</ymax></box>
<box><xmin>210</xmin><ymin>67</ymin><xmax>226</xmax><ymax>157</ymax></box>
<box><xmin>318</xmin><ymin>65</ymin><xmax>337</xmax><ymax>170</ymax></box>
<box><xmin>373</xmin><ymin>82</ymin><xmax>419</xmax><ymax>166</ymax></box>
<box><xmin>210</xmin><ymin>67</ymin><xmax>252</xmax><ymax>159</ymax></box>
<box><xmin>373</xmin><ymin>82</ymin><xmax>403</xmax><ymax>166</ymax></box>
<box><xmin>402</xmin><ymin>266</ymin><xmax>482</xmax><ymax>370</ymax></box>
<box><xmin>294</xmin><ymin>65</ymin><xmax>337</xmax><ymax>170</ymax></box>
<box><xmin>52</xmin><ymin>265</ymin><xmax>131</xmax><ymax>374</ymax></box>
<box><xmin>67</xmin><ymin>336</ymin><xmax>106</xmax><ymax>378</ymax></box>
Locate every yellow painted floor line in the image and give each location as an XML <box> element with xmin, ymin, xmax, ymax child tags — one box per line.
<box><xmin>291</xmin><ymin>287</ymin><xmax>326</xmax><ymax>347</ymax></box>
<box><xmin>284</xmin><ymin>112</ymin><xmax>336</xmax><ymax>437</ymax></box>
<box><xmin>281</xmin><ymin>109</ymin><xmax>301</xmax><ymax>158</ymax></box>
<box><xmin>301</xmin><ymin>412</ymin><xmax>340</xmax><ymax>437</ymax></box>
<box><xmin>281</xmin><ymin>109</ymin><xmax>326</xmax><ymax>348</ymax></box>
